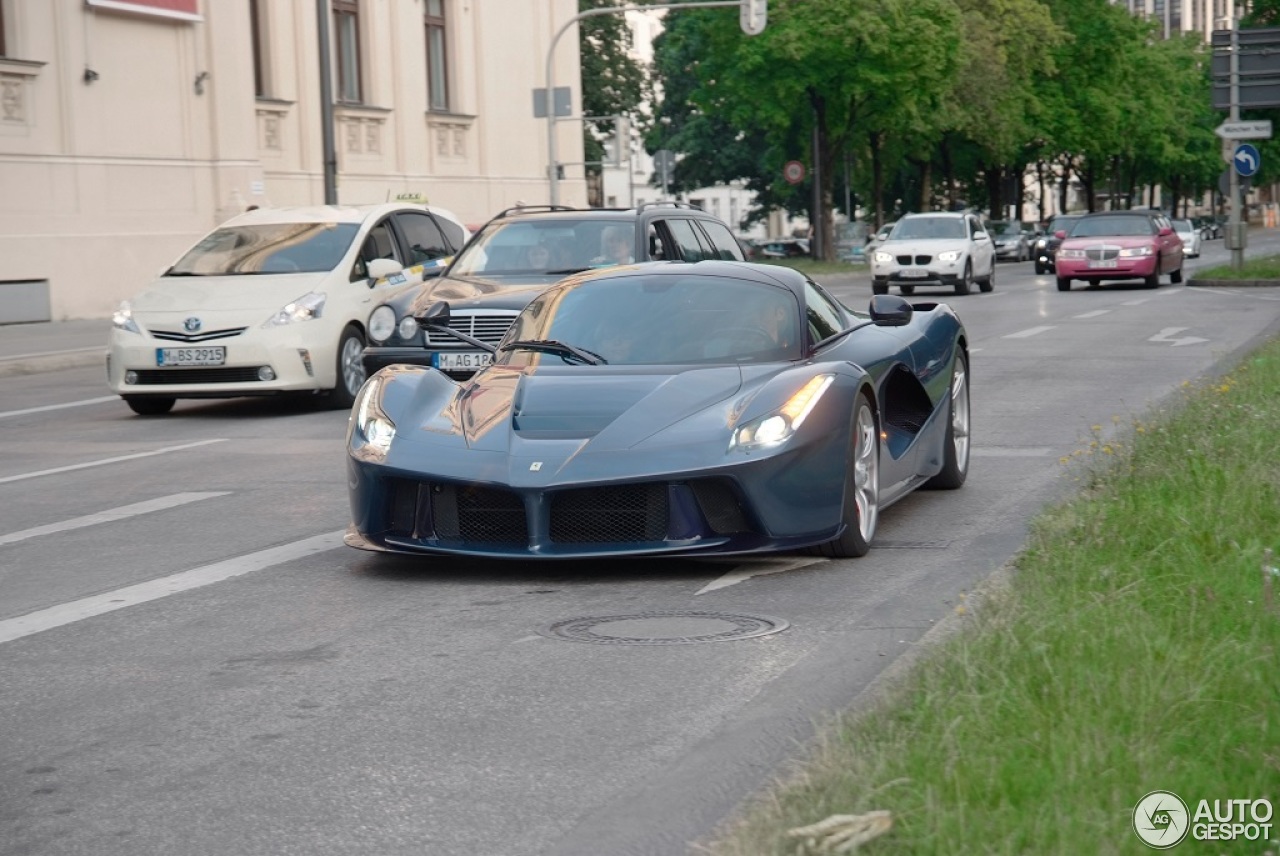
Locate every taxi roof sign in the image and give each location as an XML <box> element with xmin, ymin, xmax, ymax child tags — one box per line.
<box><xmin>392</xmin><ymin>192</ymin><xmax>430</xmax><ymax>204</ymax></box>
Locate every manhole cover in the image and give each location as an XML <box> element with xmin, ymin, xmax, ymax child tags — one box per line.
<box><xmin>542</xmin><ymin>611</ymin><xmax>789</xmax><ymax>645</ymax></box>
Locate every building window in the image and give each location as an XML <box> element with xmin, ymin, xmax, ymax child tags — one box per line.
<box><xmin>250</xmin><ymin>0</ymin><xmax>268</xmax><ymax>97</ymax></box>
<box><xmin>425</xmin><ymin>0</ymin><xmax>448</xmax><ymax>111</ymax></box>
<box><xmin>333</xmin><ymin>0</ymin><xmax>361</xmax><ymax>103</ymax></box>
<box><xmin>0</xmin><ymin>2</ymin><xmax>8</xmax><ymax>57</ymax></box>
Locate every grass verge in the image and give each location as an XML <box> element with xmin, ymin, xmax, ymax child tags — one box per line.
<box><xmin>705</xmin><ymin>337</ymin><xmax>1280</xmax><ymax>855</ymax></box>
<box><xmin>1193</xmin><ymin>253</ymin><xmax>1280</xmax><ymax>280</ymax></box>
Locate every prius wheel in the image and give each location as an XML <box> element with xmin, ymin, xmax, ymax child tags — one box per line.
<box><xmin>124</xmin><ymin>395</ymin><xmax>175</xmax><ymax>416</ymax></box>
<box><xmin>811</xmin><ymin>393</ymin><xmax>879</xmax><ymax>558</ymax></box>
<box><xmin>925</xmin><ymin>349</ymin><xmax>970</xmax><ymax>489</ymax></box>
<box><xmin>954</xmin><ymin>262</ymin><xmax>971</xmax><ymax>296</ymax></box>
<box><xmin>324</xmin><ymin>324</ymin><xmax>367</xmax><ymax>409</ymax></box>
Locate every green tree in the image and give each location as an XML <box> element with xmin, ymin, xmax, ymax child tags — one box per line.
<box><xmin>579</xmin><ymin>0</ymin><xmax>650</xmax><ymax>205</ymax></box>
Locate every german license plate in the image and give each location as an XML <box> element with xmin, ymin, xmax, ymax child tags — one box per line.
<box><xmin>156</xmin><ymin>346</ymin><xmax>225</xmax><ymax>366</ymax></box>
<box><xmin>901</xmin><ymin>268</ymin><xmax>928</xmax><ymax>278</ymax></box>
<box><xmin>434</xmin><ymin>351</ymin><xmax>492</xmax><ymax>371</ymax></box>
<box><xmin>1088</xmin><ymin>260</ymin><xmax>1118</xmax><ymax>269</ymax></box>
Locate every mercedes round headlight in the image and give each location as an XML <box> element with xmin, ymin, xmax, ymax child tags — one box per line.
<box><xmin>397</xmin><ymin>316</ymin><xmax>420</xmax><ymax>340</ymax></box>
<box><xmin>368</xmin><ymin>305</ymin><xmax>396</xmax><ymax>343</ymax></box>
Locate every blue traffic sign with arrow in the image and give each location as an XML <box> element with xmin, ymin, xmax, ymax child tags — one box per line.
<box><xmin>1234</xmin><ymin>143</ymin><xmax>1261</xmax><ymax>177</ymax></box>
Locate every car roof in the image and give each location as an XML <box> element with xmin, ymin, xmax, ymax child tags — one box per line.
<box><xmin>900</xmin><ymin>211</ymin><xmax>966</xmax><ymax>219</ymax></box>
<box><xmin>218</xmin><ymin>202</ymin><xmax>465</xmax><ymax>229</ymax></box>
<box><xmin>484</xmin><ymin>202</ymin><xmax>720</xmax><ymax>225</ymax></box>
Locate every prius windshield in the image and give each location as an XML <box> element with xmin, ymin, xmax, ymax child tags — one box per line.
<box><xmin>167</xmin><ymin>223</ymin><xmax>359</xmax><ymax>275</ymax></box>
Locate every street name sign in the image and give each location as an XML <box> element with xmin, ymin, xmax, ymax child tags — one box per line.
<box><xmin>1215</xmin><ymin>120</ymin><xmax>1273</xmax><ymax>140</ymax></box>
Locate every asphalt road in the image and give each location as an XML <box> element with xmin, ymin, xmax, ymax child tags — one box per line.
<box><xmin>3</xmin><ymin>239</ymin><xmax>1280</xmax><ymax>856</ymax></box>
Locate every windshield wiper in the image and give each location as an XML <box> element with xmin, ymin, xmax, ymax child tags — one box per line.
<box><xmin>544</xmin><ymin>267</ymin><xmax>591</xmax><ymax>275</ymax></box>
<box><xmin>500</xmin><ymin>339</ymin><xmax>607</xmax><ymax>365</ymax></box>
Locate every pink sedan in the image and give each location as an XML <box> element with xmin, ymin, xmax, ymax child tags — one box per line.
<box><xmin>1053</xmin><ymin>211</ymin><xmax>1184</xmax><ymax>292</ymax></box>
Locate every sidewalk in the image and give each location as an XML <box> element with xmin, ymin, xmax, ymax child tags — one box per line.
<box><xmin>0</xmin><ymin>319</ymin><xmax>110</xmax><ymax>378</ymax></box>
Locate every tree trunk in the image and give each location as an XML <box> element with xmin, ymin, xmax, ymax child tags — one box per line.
<box><xmin>870</xmin><ymin>131</ymin><xmax>885</xmax><ymax>228</ymax></box>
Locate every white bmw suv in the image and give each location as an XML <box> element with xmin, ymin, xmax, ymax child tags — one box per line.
<box><xmin>870</xmin><ymin>211</ymin><xmax>996</xmax><ymax>296</ymax></box>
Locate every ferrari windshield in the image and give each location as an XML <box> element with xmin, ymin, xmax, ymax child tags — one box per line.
<box><xmin>501</xmin><ymin>273</ymin><xmax>803</xmax><ymax>366</ymax></box>
<box><xmin>168</xmin><ymin>223</ymin><xmax>359</xmax><ymax>275</ymax></box>
<box><xmin>449</xmin><ymin>219</ymin><xmax>630</xmax><ymax>276</ymax></box>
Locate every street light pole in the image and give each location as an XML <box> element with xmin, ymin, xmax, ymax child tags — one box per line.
<box><xmin>1229</xmin><ymin>19</ymin><xmax>1245</xmax><ymax>271</ymax></box>
<box><xmin>316</xmin><ymin>0</ymin><xmax>338</xmax><ymax>204</ymax></box>
<box><xmin>545</xmin><ymin>1</ymin><xmax>744</xmax><ymax>206</ymax></box>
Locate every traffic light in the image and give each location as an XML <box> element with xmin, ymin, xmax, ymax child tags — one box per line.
<box><xmin>740</xmin><ymin>0</ymin><xmax>767</xmax><ymax>35</ymax></box>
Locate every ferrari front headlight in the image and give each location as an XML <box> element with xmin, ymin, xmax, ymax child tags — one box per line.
<box><xmin>937</xmin><ymin>250</ymin><xmax>962</xmax><ymax>262</ymax></box>
<box><xmin>112</xmin><ymin>301</ymin><xmax>141</xmax><ymax>335</ymax></box>
<box><xmin>731</xmin><ymin>375</ymin><xmax>834</xmax><ymax>452</ymax></box>
<box><xmin>350</xmin><ymin>375</ymin><xmax>396</xmax><ymax>460</ymax></box>
<box><xmin>263</xmin><ymin>292</ymin><xmax>326</xmax><ymax>327</ymax></box>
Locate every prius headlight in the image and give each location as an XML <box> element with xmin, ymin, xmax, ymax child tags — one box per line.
<box><xmin>263</xmin><ymin>292</ymin><xmax>326</xmax><ymax>327</ymax></box>
<box><xmin>731</xmin><ymin>375</ymin><xmax>834</xmax><ymax>452</ymax></box>
<box><xmin>111</xmin><ymin>301</ymin><xmax>141</xmax><ymax>335</ymax></box>
<box><xmin>349</xmin><ymin>375</ymin><xmax>396</xmax><ymax>460</ymax></box>
<box><xmin>936</xmin><ymin>250</ymin><xmax>962</xmax><ymax>262</ymax></box>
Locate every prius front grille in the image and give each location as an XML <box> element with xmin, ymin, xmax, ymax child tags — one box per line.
<box><xmin>133</xmin><ymin>367</ymin><xmax>265</xmax><ymax>385</ymax></box>
<box><xmin>150</xmin><ymin>327</ymin><xmax>248</xmax><ymax>343</ymax></box>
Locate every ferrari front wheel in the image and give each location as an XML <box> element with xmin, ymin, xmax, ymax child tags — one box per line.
<box><xmin>812</xmin><ymin>393</ymin><xmax>879</xmax><ymax>558</ymax></box>
<box><xmin>925</xmin><ymin>349</ymin><xmax>970</xmax><ymax>489</ymax></box>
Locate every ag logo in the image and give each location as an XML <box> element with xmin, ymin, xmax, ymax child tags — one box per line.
<box><xmin>1133</xmin><ymin>790</ymin><xmax>1190</xmax><ymax>849</ymax></box>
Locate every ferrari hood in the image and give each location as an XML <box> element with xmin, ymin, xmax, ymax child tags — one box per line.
<box><xmin>451</xmin><ymin>365</ymin><xmax>747</xmax><ymax>449</ymax></box>
<box><xmin>127</xmin><ymin>272</ymin><xmax>330</xmax><ymax>314</ymax></box>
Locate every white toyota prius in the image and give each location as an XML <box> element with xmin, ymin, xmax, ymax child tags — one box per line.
<box><xmin>106</xmin><ymin>202</ymin><xmax>469</xmax><ymax>416</ymax></box>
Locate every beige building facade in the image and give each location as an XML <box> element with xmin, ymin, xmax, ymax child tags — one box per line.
<box><xmin>0</xmin><ymin>0</ymin><xmax>586</xmax><ymax>321</ymax></box>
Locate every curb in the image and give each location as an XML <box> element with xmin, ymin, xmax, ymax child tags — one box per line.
<box><xmin>1186</xmin><ymin>278</ymin><xmax>1280</xmax><ymax>288</ymax></box>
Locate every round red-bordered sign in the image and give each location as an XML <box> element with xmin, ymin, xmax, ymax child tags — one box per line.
<box><xmin>783</xmin><ymin>160</ymin><xmax>806</xmax><ymax>185</ymax></box>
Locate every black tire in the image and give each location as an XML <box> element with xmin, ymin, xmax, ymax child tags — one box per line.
<box><xmin>1056</xmin><ymin>276</ymin><xmax>1071</xmax><ymax>292</ymax></box>
<box><xmin>978</xmin><ymin>263</ymin><xmax>995</xmax><ymax>293</ymax></box>
<box><xmin>872</xmin><ymin>282</ymin><xmax>889</xmax><ymax>295</ymax></box>
<box><xmin>810</xmin><ymin>393</ymin><xmax>879</xmax><ymax>558</ymax></box>
<box><xmin>1171</xmin><ymin>267</ymin><xmax>1183</xmax><ymax>284</ymax></box>
<box><xmin>925</xmin><ymin>349</ymin><xmax>970</xmax><ymax>489</ymax></box>
<box><xmin>1144</xmin><ymin>271</ymin><xmax>1160</xmax><ymax>288</ymax></box>
<box><xmin>899</xmin><ymin>284</ymin><xmax>915</xmax><ymax>296</ymax></box>
<box><xmin>954</xmin><ymin>262</ymin><xmax>971</xmax><ymax>296</ymax></box>
<box><xmin>124</xmin><ymin>396</ymin><xmax>175</xmax><ymax>416</ymax></box>
<box><xmin>1035</xmin><ymin>263</ymin><xmax>1046</xmax><ymax>275</ymax></box>
<box><xmin>324</xmin><ymin>324</ymin><xmax>367</xmax><ymax>409</ymax></box>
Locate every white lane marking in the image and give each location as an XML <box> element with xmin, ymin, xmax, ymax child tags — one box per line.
<box><xmin>0</xmin><ymin>530</ymin><xmax>345</xmax><ymax>645</ymax></box>
<box><xmin>1150</xmin><ymin>327</ymin><xmax>1209</xmax><ymax>347</ymax></box>
<box><xmin>0</xmin><ymin>439</ymin><xmax>227</xmax><ymax>485</ymax></box>
<box><xmin>0</xmin><ymin>492</ymin><xmax>230</xmax><ymax>546</ymax></box>
<box><xmin>0</xmin><ymin>396</ymin><xmax>117</xmax><ymax>420</ymax></box>
<box><xmin>1003</xmin><ymin>326</ymin><xmax>1056</xmax><ymax>339</ymax></box>
<box><xmin>695</xmin><ymin>557</ymin><xmax>826</xmax><ymax>595</ymax></box>
<box><xmin>1073</xmin><ymin>310</ymin><xmax>1110</xmax><ymax>319</ymax></box>
<box><xmin>1122</xmin><ymin>298</ymin><xmax>1151</xmax><ymax>305</ymax></box>
<box><xmin>1157</xmin><ymin>288</ymin><xmax>1181</xmax><ymax>297</ymax></box>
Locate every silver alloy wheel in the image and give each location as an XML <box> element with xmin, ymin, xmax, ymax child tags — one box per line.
<box><xmin>340</xmin><ymin>333</ymin><xmax>366</xmax><ymax>395</ymax></box>
<box><xmin>852</xmin><ymin>401</ymin><xmax>879</xmax><ymax>542</ymax></box>
<box><xmin>950</xmin><ymin>358</ymin><xmax>970</xmax><ymax>474</ymax></box>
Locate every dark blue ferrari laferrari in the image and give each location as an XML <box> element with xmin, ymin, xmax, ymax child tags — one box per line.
<box><xmin>345</xmin><ymin>261</ymin><xmax>969</xmax><ymax>559</ymax></box>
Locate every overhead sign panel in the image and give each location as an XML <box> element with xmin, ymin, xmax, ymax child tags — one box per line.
<box><xmin>1215</xmin><ymin>120</ymin><xmax>1273</xmax><ymax>139</ymax></box>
